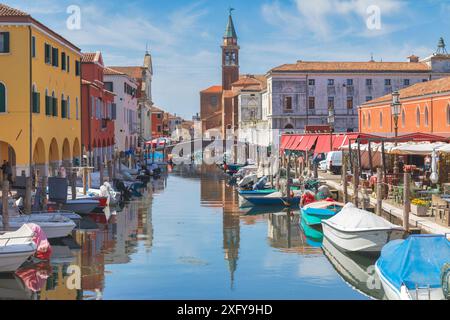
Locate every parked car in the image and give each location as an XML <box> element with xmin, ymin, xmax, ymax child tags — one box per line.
<box><xmin>325</xmin><ymin>151</ymin><xmax>343</xmax><ymax>174</ymax></box>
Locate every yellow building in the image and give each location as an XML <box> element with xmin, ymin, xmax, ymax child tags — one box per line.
<box><xmin>0</xmin><ymin>4</ymin><xmax>82</xmax><ymax>177</ymax></box>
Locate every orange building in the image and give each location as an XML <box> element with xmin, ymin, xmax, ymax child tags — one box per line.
<box><xmin>359</xmin><ymin>76</ymin><xmax>450</xmax><ymax>138</ymax></box>
<box><xmin>151</xmin><ymin>106</ymin><xmax>165</xmax><ymax>138</ymax></box>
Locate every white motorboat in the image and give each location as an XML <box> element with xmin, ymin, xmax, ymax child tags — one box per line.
<box><xmin>237</xmin><ymin>174</ymin><xmax>258</xmax><ymax>189</ymax></box>
<box><xmin>322</xmin><ymin>203</ymin><xmax>404</xmax><ymax>254</ymax></box>
<box><xmin>0</xmin><ymin>225</ymin><xmax>36</xmax><ymax>273</ymax></box>
<box><xmin>0</xmin><ymin>214</ymin><xmax>76</xmax><ymax>239</ymax></box>
<box><xmin>62</xmin><ymin>199</ymin><xmax>99</xmax><ymax>215</ymax></box>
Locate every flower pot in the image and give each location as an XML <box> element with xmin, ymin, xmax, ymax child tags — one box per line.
<box><xmin>411</xmin><ymin>204</ymin><xmax>429</xmax><ymax>217</ymax></box>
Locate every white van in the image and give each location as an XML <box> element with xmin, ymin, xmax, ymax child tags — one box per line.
<box><xmin>325</xmin><ymin>151</ymin><xmax>343</xmax><ymax>174</ymax></box>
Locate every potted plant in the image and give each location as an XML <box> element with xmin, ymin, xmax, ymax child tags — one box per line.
<box><xmin>411</xmin><ymin>198</ymin><xmax>430</xmax><ymax>217</ymax></box>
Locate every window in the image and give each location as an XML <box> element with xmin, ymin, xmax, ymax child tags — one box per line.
<box><xmin>31</xmin><ymin>36</ymin><xmax>36</xmax><ymax>58</ymax></box>
<box><xmin>44</xmin><ymin>44</ymin><xmax>51</xmax><ymax>64</ymax></box>
<box><xmin>416</xmin><ymin>107</ymin><xmax>420</xmax><ymax>126</ymax></box>
<box><xmin>45</xmin><ymin>90</ymin><xmax>51</xmax><ymax>116</ymax></box>
<box><xmin>424</xmin><ymin>106</ymin><xmax>429</xmax><ymax>126</ymax></box>
<box><xmin>104</xmin><ymin>82</ymin><xmax>113</xmax><ymax>92</ymax></box>
<box><xmin>385</xmin><ymin>79</ymin><xmax>391</xmax><ymax>86</ymax></box>
<box><xmin>52</xmin><ymin>92</ymin><xmax>58</xmax><ymax>117</ymax></box>
<box><xmin>75</xmin><ymin>60</ymin><xmax>81</xmax><ymax>76</ymax></box>
<box><xmin>51</xmin><ymin>47</ymin><xmax>59</xmax><ymax>67</ymax></box>
<box><xmin>362</xmin><ymin>113</ymin><xmax>366</xmax><ymax>127</ymax></box>
<box><xmin>111</xmin><ymin>103</ymin><xmax>117</xmax><ymax>120</ymax></box>
<box><xmin>76</xmin><ymin>98</ymin><xmax>79</xmax><ymax>120</ymax></box>
<box><xmin>401</xmin><ymin>108</ymin><xmax>406</xmax><ymax>127</ymax></box>
<box><xmin>328</xmin><ymin>97</ymin><xmax>334</xmax><ymax>110</ymax></box>
<box><xmin>61</xmin><ymin>52</ymin><xmax>66</xmax><ymax>71</ymax></box>
<box><xmin>61</xmin><ymin>95</ymin><xmax>67</xmax><ymax>118</ymax></box>
<box><xmin>157</xmin><ymin>125</ymin><xmax>162</xmax><ymax>132</ymax></box>
<box><xmin>32</xmin><ymin>85</ymin><xmax>40</xmax><ymax>113</ymax></box>
<box><xmin>347</xmin><ymin>97</ymin><xmax>353</xmax><ymax>109</ymax></box>
<box><xmin>66</xmin><ymin>56</ymin><xmax>70</xmax><ymax>73</ymax></box>
<box><xmin>67</xmin><ymin>97</ymin><xmax>70</xmax><ymax>119</ymax></box>
<box><xmin>368</xmin><ymin>112</ymin><xmax>371</xmax><ymax>128</ymax></box>
<box><xmin>284</xmin><ymin>96</ymin><xmax>293</xmax><ymax>111</ymax></box>
<box><xmin>308</xmin><ymin>79</ymin><xmax>315</xmax><ymax>86</ymax></box>
<box><xmin>327</xmin><ymin>79</ymin><xmax>334</xmax><ymax>86</ymax></box>
<box><xmin>0</xmin><ymin>32</ymin><xmax>10</xmax><ymax>53</ymax></box>
<box><xmin>157</xmin><ymin>113</ymin><xmax>162</xmax><ymax>119</ymax></box>
<box><xmin>308</xmin><ymin>97</ymin><xmax>315</xmax><ymax>110</ymax></box>
<box><xmin>404</xmin><ymin>79</ymin><xmax>410</xmax><ymax>86</ymax></box>
<box><xmin>347</xmin><ymin>79</ymin><xmax>353</xmax><ymax>86</ymax></box>
<box><xmin>210</xmin><ymin>95</ymin><xmax>218</xmax><ymax>107</ymax></box>
<box><xmin>366</xmin><ymin>79</ymin><xmax>372</xmax><ymax>86</ymax></box>
<box><xmin>366</xmin><ymin>96</ymin><xmax>373</xmax><ymax>102</ymax></box>
<box><xmin>379</xmin><ymin>112</ymin><xmax>383</xmax><ymax>128</ymax></box>
<box><xmin>0</xmin><ymin>82</ymin><xmax>6</xmax><ymax>113</ymax></box>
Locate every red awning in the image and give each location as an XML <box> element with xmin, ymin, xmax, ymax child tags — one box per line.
<box><xmin>280</xmin><ymin>135</ymin><xmax>292</xmax><ymax>150</ymax></box>
<box><xmin>296</xmin><ymin>135</ymin><xmax>318</xmax><ymax>151</ymax></box>
<box><xmin>314</xmin><ymin>135</ymin><xmax>333</xmax><ymax>154</ymax></box>
<box><xmin>286</xmin><ymin>136</ymin><xmax>302</xmax><ymax>150</ymax></box>
<box><xmin>332</xmin><ymin>135</ymin><xmax>347</xmax><ymax>151</ymax></box>
<box><xmin>290</xmin><ymin>136</ymin><xmax>304</xmax><ymax>150</ymax></box>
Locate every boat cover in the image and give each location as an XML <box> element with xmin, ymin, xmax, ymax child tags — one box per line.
<box><xmin>377</xmin><ymin>235</ymin><xmax>450</xmax><ymax>290</ymax></box>
<box><xmin>324</xmin><ymin>203</ymin><xmax>403</xmax><ymax>232</ymax></box>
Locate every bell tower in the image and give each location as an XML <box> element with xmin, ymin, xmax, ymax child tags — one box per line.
<box><xmin>222</xmin><ymin>8</ymin><xmax>240</xmax><ymax>91</ymax></box>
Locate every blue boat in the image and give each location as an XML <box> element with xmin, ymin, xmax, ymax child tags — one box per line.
<box><xmin>300</xmin><ymin>217</ymin><xmax>323</xmax><ymax>247</ymax></box>
<box><xmin>238</xmin><ymin>189</ymin><xmax>277</xmax><ymax>196</ymax></box>
<box><xmin>300</xmin><ymin>201</ymin><xmax>344</xmax><ymax>227</ymax></box>
<box><xmin>376</xmin><ymin>235</ymin><xmax>450</xmax><ymax>300</ymax></box>
<box><xmin>243</xmin><ymin>193</ymin><xmax>301</xmax><ymax>207</ymax></box>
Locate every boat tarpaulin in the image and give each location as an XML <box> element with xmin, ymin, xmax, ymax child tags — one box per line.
<box><xmin>377</xmin><ymin>235</ymin><xmax>450</xmax><ymax>290</ymax></box>
<box><xmin>324</xmin><ymin>203</ymin><xmax>402</xmax><ymax>232</ymax></box>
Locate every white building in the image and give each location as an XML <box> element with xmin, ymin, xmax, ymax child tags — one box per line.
<box><xmin>104</xmin><ymin>67</ymin><xmax>139</xmax><ymax>153</ymax></box>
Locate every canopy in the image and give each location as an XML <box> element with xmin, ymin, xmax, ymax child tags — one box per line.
<box><xmin>389</xmin><ymin>142</ymin><xmax>448</xmax><ymax>155</ymax></box>
<box><xmin>377</xmin><ymin>235</ymin><xmax>450</xmax><ymax>290</ymax></box>
<box><xmin>324</xmin><ymin>203</ymin><xmax>403</xmax><ymax>232</ymax></box>
<box><xmin>296</xmin><ymin>135</ymin><xmax>318</xmax><ymax>151</ymax></box>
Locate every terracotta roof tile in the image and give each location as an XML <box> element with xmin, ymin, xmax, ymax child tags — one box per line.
<box><xmin>271</xmin><ymin>61</ymin><xmax>431</xmax><ymax>73</ymax></box>
<box><xmin>201</xmin><ymin>85</ymin><xmax>222</xmax><ymax>93</ymax></box>
<box><xmin>103</xmin><ymin>67</ymin><xmax>125</xmax><ymax>76</ymax></box>
<box><xmin>362</xmin><ymin>76</ymin><xmax>450</xmax><ymax>106</ymax></box>
<box><xmin>108</xmin><ymin>66</ymin><xmax>144</xmax><ymax>80</ymax></box>
<box><xmin>82</xmin><ymin>52</ymin><xmax>97</xmax><ymax>63</ymax></box>
<box><xmin>232</xmin><ymin>74</ymin><xmax>267</xmax><ymax>91</ymax></box>
<box><xmin>0</xmin><ymin>4</ymin><xmax>29</xmax><ymax>16</ymax></box>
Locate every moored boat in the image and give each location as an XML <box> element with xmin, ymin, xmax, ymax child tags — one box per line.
<box><xmin>375</xmin><ymin>235</ymin><xmax>450</xmax><ymax>300</ymax></box>
<box><xmin>0</xmin><ymin>225</ymin><xmax>36</xmax><ymax>273</ymax></box>
<box><xmin>322</xmin><ymin>203</ymin><xmax>405</xmax><ymax>254</ymax></box>
<box><xmin>62</xmin><ymin>199</ymin><xmax>99</xmax><ymax>215</ymax></box>
<box><xmin>0</xmin><ymin>214</ymin><xmax>76</xmax><ymax>239</ymax></box>
<box><xmin>301</xmin><ymin>201</ymin><xmax>344</xmax><ymax>227</ymax></box>
<box><xmin>240</xmin><ymin>191</ymin><xmax>301</xmax><ymax>207</ymax></box>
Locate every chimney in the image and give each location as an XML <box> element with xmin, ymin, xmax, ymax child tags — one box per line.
<box><xmin>408</xmin><ymin>55</ymin><xmax>419</xmax><ymax>63</ymax></box>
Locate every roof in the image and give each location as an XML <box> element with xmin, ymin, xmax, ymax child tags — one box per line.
<box><xmin>201</xmin><ymin>85</ymin><xmax>223</xmax><ymax>94</ymax></box>
<box><xmin>0</xmin><ymin>4</ymin><xmax>81</xmax><ymax>53</ymax></box>
<box><xmin>0</xmin><ymin>3</ymin><xmax>28</xmax><ymax>16</ymax></box>
<box><xmin>108</xmin><ymin>66</ymin><xmax>144</xmax><ymax>80</ymax></box>
<box><xmin>224</xmin><ymin>13</ymin><xmax>237</xmax><ymax>39</ymax></box>
<box><xmin>103</xmin><ymin>67</ymin><xmax>125</xmax><ymax>76</ymax></box>
<box><xmin>232</xmin><ymin>74</ymin><xmax>267</xmax><ymax>91</ymax></box>
<box><xmin>271</xmin><ymin>61</ymin><xmax>431</xmax><ymax>73</ymax></box>
<box><xmin>152</xmin><ymin>106</ymin><xmax>165</xmax><ymax>113</ymax></box>
<box><xmin>363</xmin><ymin>76</ymin><xmax>450</xmax><ymax>106</ymax></box>
<box><xmin>82</xmin><ymin>52</ymin><xmax>102</xmax><ymax>63</ymax></box>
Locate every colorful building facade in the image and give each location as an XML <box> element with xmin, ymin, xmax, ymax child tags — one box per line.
<box><xmin>0</xmin><ymin>4</ymin><xmax>82</xmax><ymax>176</ymax></box>
<box><xmin>359</xmin><ymin>76</ymin><xmax>450</xmax><ymax>137</ymax></box>
<box><xmin>81</xmin><ymin>52</ymin><xmax>116</xmax><ymax>168</ymax></box>
<box><xmin>104</xmin><ymin>67</ymin><xmax>139</xmax><ymax>153</ymax></box>
<box><xmin>151</xmin><ymin>106</ymin><xmax>165</xmax><ymax>138</ymax></box>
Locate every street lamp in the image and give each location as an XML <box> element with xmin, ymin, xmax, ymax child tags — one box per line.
<box><xmin>328</xmin><ymin>107</ymin><xmax>335</xmax><ymax>151</ymax></box>
<box><xmin>391</xmin><ymin>91</ymin><xmax>401</xmax><ymax>175</ymax></box>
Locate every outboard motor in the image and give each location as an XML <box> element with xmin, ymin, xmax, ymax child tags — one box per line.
<box><xmin>442</xmin><ymin>263</ymin><xmax>450</xmax><ymax>300</ymax></box>
<box><xmin>253</xmin><ymin>176</ymin><xmax>268</xmax><ymax>191</ymax></box>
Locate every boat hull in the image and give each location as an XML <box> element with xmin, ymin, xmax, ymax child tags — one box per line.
<box><xmin>0</xmin><ymin>246</ymin><xmax>36</xmax><ymax>273</ymax></box>
<box><xmin>241</xmin><ymin>196</ymin><xmax>300</xmax><ymax>207</ymax></box>
<box><xmin>322</xmin><ymin>222</ymin><xmax>404</xmax><ymax>254</ymax></box>
<box><xmin>62</xmin><ymin>200</ymin><xmax>99</xmax><ymax>215</ymax></box>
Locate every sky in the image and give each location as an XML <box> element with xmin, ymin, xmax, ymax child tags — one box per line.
<box><xmin>4</xmin><ymin>0</ymin><xmax>450</xmax><ymax>119</ymax></box>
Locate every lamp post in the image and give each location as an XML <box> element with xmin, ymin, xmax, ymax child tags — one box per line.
<box><xmin>391</xmin><ymin>91</ymin><xmax>401</xmax><ymax>175</ymax></box>
<box><xmin>328</xmin><ymin>107</ymin><xmax>335</xmax><ymax>152</ymax></box>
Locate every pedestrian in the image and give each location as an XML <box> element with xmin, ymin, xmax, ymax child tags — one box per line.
<box><xmin>3</xmin><ymin>161</ymin><xmax>13</xmax><ymax>196</ymax></box>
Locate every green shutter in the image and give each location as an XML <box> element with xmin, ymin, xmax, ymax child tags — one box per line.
<box><xmin>0</xmin><ymin>83</ymin><xmax>5</xmax><ymax>113</ymax></box>
<box><xmin>53</xmin><ymin>97</ymin><xmax>58</xmax><ymax>116</ymax></box>
<box><xmin>3</xmin><ymin>32</ymin><xmax>9</xmax><ymax>53</ymax></box>
<box><xmin>45</xmin><ymin>96</ymin><xmax>50</xmax><ymax>115</ymax></box>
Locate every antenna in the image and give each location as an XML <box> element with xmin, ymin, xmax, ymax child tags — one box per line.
<box><xmin>437</xmin><ymin>37</ymin><xmax>448</xmax><ymax>55</ymax></box>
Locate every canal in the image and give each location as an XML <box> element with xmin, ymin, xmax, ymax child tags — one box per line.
<box><xmin>0</xmin><ymin>165</ymin><xmax>386</xmax><ymax>300</ymax></box>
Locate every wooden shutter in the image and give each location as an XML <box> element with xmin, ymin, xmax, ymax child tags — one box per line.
<box><xmin>3</xmin><ymin>32</ymin><xmax>9</xmax><ymax>53</ymax></box>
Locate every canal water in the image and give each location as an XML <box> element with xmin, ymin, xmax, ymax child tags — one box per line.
<box><xmin>0</xmin><ymin>165</ymin><xmax>386</xmax><ymax>300</ymax></box>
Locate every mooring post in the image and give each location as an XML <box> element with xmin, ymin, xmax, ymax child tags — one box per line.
<box><xmin>286</xmin><ymin>153</ymin><xmax>291</xmax><ymax>200</ymax></box>
<box><xmin>2</xmin><ymin>180</ymin><xmax>9</xmax><ymax>216</ymax></box>
<box><xmin>71</xmin><ymin>171</ymin><xmax>77</xmax><ymax>200</ymax></box>
<box><xmin>403</xmin><ymin>172</ymin><xmax>411</xmax><ymax>232</ymax></box>
<box><xmin>353</xmin><ymin>165</ymin><xmax>359</xmax><ymax>207</ymax></box>
<box><xmin>376</xmin><ymin>168</ymin><xmax>383</xmax><ymax>216</ymax></box>
<box><xmin>42</xmin><ymin>176</ymin><xmax>48</xmax><ymax>210</ymax></box>
<box><xmin>82</xmin><ymin>168</ymin><xmax>87</xmax><ymax>195</ymax></box>
<box><xmin>107</xmin><ymin>161</ymin><xmax>112</xmax><ymax>183</ymax></box>
<box><xmin>88</xmin><ymin>168</ymin><xmax>92</xmax><ymax>190</ymax></box>
<box><xmin>24</xmin><ymin>176</ymin><xmax>32</xmax><ymax>214</ymax></box>
<box><xmin>343</xmin><ymin>157</ymin><xmax>348</xmax><ymax>203</ymax></box>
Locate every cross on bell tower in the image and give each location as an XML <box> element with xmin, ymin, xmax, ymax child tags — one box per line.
<box><xmin>222</xmin><ymin>8</ymin><xmax>240</xmax><ymax>90</ymax></box>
